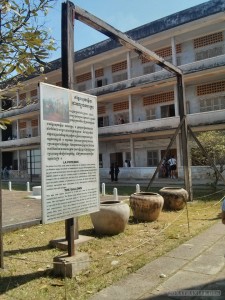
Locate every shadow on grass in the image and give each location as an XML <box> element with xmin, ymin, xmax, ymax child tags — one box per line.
<box><xmin>79</xmin><ymin>228</ymin><xmax>95</xmax><ymax>236</ymax></box>
<box><xmin>4</xmin><ymin>244</ymin><xmax>51</xmax><ymax>256</ymax></box>
<box><xmin>0</xmin><ymin>269</ymin><xmax>54</xmax><ymax>295</ymax></box>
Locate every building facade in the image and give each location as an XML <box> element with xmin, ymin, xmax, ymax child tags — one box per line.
<box><xmin>0</xmin><ymin>0</ymin><xmax>225</xmax><ymax>182</ymax></box>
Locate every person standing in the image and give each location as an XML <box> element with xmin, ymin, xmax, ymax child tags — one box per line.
<box><xmin>115</xmin><ymin>163</ymin><xmax>120</xmax><ymax>182</ymax></box>
<box><xmin>109</xmin><ymin>163</ymin><xmax>115</xmax><ymax>181</ymax></box>
<box><xmin>167</xmin><ymin>155</ymin><xmax>177</xmax><ymax>179</ymax></box>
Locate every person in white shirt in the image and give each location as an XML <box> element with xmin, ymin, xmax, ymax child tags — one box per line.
<box><xmin>167</xmin><ymin>156</ymin><xmax>177</xmax><ymax>179</ymax></box>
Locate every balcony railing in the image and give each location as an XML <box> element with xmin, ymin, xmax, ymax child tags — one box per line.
<box><xmin>98</xmin><ymin>109</ymin><xmax>225</xmax><ymax>138</ymax></box>
<box><xmin>87</xmin><ymin>54</ymin><xmax>225</xmax><ymax>97</ymax></box>
<box><xmin>0</xmin><ymin>136</ymin><xmax>40</xmax><ymax>149</ymax></box>
<box><xmin>98</xmin><ymin>116</ymin><xmax>180</xmax><ymax>137</ymax></box>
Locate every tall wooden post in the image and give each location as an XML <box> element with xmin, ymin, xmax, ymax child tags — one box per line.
<box><xmin>177</xmin><ymin>74</ymin><xmax>193</xmax><ymax>201</ymax></box>
<box><xmin>0</xmin><ymin>149</ymin><xmax>4</xmax><ymax>268</ymax></box>
<box><xmin>61</xmin><ymin>1</ymin><xmax>76</xmax><ymax>257</ymax></box>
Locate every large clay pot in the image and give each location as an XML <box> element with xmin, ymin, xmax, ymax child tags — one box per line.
<box><xmin>90</xmin><ymin>200</ymin><xmax>130</xmax><ymax>235</ymax></box>
<box><xmin>129</xmin><ymin>192</ymin><xmax>164</xmax><ymax>222</ymax></box>
<box><xmin>159</xmin><ymin>187</ymin><xmax>188</xmax><ymax>210</ymax></box>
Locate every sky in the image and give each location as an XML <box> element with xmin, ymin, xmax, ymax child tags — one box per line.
<box><xmin>46</xmin><ymin>0</ymin><xmax>210</xmax><ymax>61</ymax></box>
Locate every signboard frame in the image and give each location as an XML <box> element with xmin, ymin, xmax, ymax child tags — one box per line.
<box><xmin>40</xmin><ymin>82</ymin><xmax>100</xmax><ymax>224</ymax></box>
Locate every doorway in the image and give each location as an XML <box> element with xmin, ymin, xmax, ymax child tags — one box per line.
<box><xmin>110</xmin><ymin>152</ymin><xmax>123</xmax><ymax>167</ymax></box>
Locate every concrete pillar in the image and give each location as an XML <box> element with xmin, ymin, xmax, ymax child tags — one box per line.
<box><xmin>128</xmin><ymin>95</ymin><xmax>133</xmax><ymax>123</ymax></box>
<box><xmin>91</xmin><ymin>65</ymin><xmax>95</xmax><ymax>89</ymax></box>
<box><xmin>16</xmin><ymin>90</ymin><xmax>19</xmax><ymax>106</ymax></box>
<box><xmin>127</xmin><ymin>51</ymin><xmax>131</xmax><ymax>79</ymax></box>
<box><xmin>171</xmin><ymin>36</ymin><xmax>177</xmax><ymax>66</ymax></box>
<box><xmin>17</xmin><ymin>150</ymin><xmax>20</xmax><ymax>176</ymax></box>
<box><xmin>130</xmin><ymin>138</ymin><xmax>135</xmax><ymax>167</ymax></box>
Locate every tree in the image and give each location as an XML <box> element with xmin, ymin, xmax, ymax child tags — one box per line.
<box><xmin>0</xmin><ymin>0</ymin><xmax>56</xmax><ymax>82</ymax></box>
<box><xmin>191</xmin><ymin>130</ymin><xmax>225</xmax><ymax>186</ymax></box>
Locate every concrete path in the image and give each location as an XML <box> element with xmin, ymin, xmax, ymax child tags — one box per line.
<box><xmin>89</xmin><ymin>222</ymin><xmax>225</xmax><ymax>300</ymax></box>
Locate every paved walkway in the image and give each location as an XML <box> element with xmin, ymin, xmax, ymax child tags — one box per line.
<box><xmin>89</xmin><ymin>222</ymin><xmax>225</xmax><ymax>300</ymax></box>
<box><xmin>2</xmin><ymin>190</ymin><xmax>225</xmax><ymax>299</ymax></box>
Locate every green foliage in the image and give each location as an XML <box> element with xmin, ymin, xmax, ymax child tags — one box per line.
<box><xmin>191</xmin><ymin>130</ymin><xmax>225</xmax><ymax>186</ymax></box>
<box><xmin>0</xmin><ymin>0</ymin><xmax>56</xmax><ymax>81</ymax></box>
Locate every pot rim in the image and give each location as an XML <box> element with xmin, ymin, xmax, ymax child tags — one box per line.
<box><xmin>160</xmin><ymin>187</ymin><xmax>184</xmax><ymax>190</ymax></box>
<box><xmin>131</xmin><ymin>192</ymin><xmax>160</xmax><ymax>196</ymax></box>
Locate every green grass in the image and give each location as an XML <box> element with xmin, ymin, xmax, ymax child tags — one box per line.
<box><xmin>0</xmin><ymin>186</ymin><xmax>224</xmax><ymax>299</ymax></box>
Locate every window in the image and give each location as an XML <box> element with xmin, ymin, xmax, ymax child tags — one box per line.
<box><xmin>146</xmin><ymin>108</ymin><xmax>156</xmax><ymax>120</ymax></box>
<box><xmin>161</xmin><ymin>104</ymin><xmax>175</xmax><ymax>118</ymax></box>
<box><xmin>96</xmin><ymin>78</ymin><xmax>107</xmax><ymax>87</ymax></box>
<box><xmin>98</xmin><ymin>116</ymin><xmax>109</xmax><ymax>127</ymax></box>
<box><xmin>200</xmin><ymin>96</ymin><xmax>225</xmax><ymax>112</ymax></box>
<box><xmin>27</xmin><ymin>149</ymin><xmax>41</xmax><ymax>175</ymax></box>
<box><xmin>147</xmin><ymin>151</ymin><xmax>158</xmax><ymax>166</ymax></box>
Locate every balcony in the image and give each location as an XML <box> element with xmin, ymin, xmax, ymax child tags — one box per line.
<box><xmin>0</xmin><ymin>136</ymin><xmax>40</xmax><ymax>150</ymax></box>
<box><xmin>98</xmin><ymin>116</ymin><xmax>180</xmax><ymax>139</ymax></box>
<box><xmin>87</xmin><ymin>54</ymin><xmax>225</xmax><ymax>97</ymax></box>
<box><xmin>98</xmin><ymin>109</ymin><xmax>225</xmax><ymax>140</ymax></box>
<box><xmin>187</xmin><ymin>109</ymin><xmax>225</xmax><ymax>128</ymax></box>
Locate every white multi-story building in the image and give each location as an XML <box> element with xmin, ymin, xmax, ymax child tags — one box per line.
<box><xmin>0</xmin><ymin>0</ymin><xmax>225</xmax><ymax>182</ymax></box>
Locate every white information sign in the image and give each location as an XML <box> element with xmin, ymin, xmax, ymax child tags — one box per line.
<box><xmin>40</xmin><ymin>82</ymin><xmax>100</xmax><ymax>224</ymax></box>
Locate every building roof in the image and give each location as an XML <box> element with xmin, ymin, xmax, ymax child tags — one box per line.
<box><xmin>1</xmin><ymin>0</ymin><xmax>224</xmax><ymax>89</ymax></box>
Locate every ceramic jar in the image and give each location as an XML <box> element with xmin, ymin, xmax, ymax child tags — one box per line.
<box><xmin>90</xmin><ymin>200</ymin><xmax>130</xmax><ymax>235</ymax></box>
<box><xmin>129</xmin><ymin>192</ymin><xmax>164</xmax><ymax>222</ymax></box>
<box><xmin>159</xmin><ymin>187</ymin><xmax>188</xmax><ymax>210</ymax></box>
